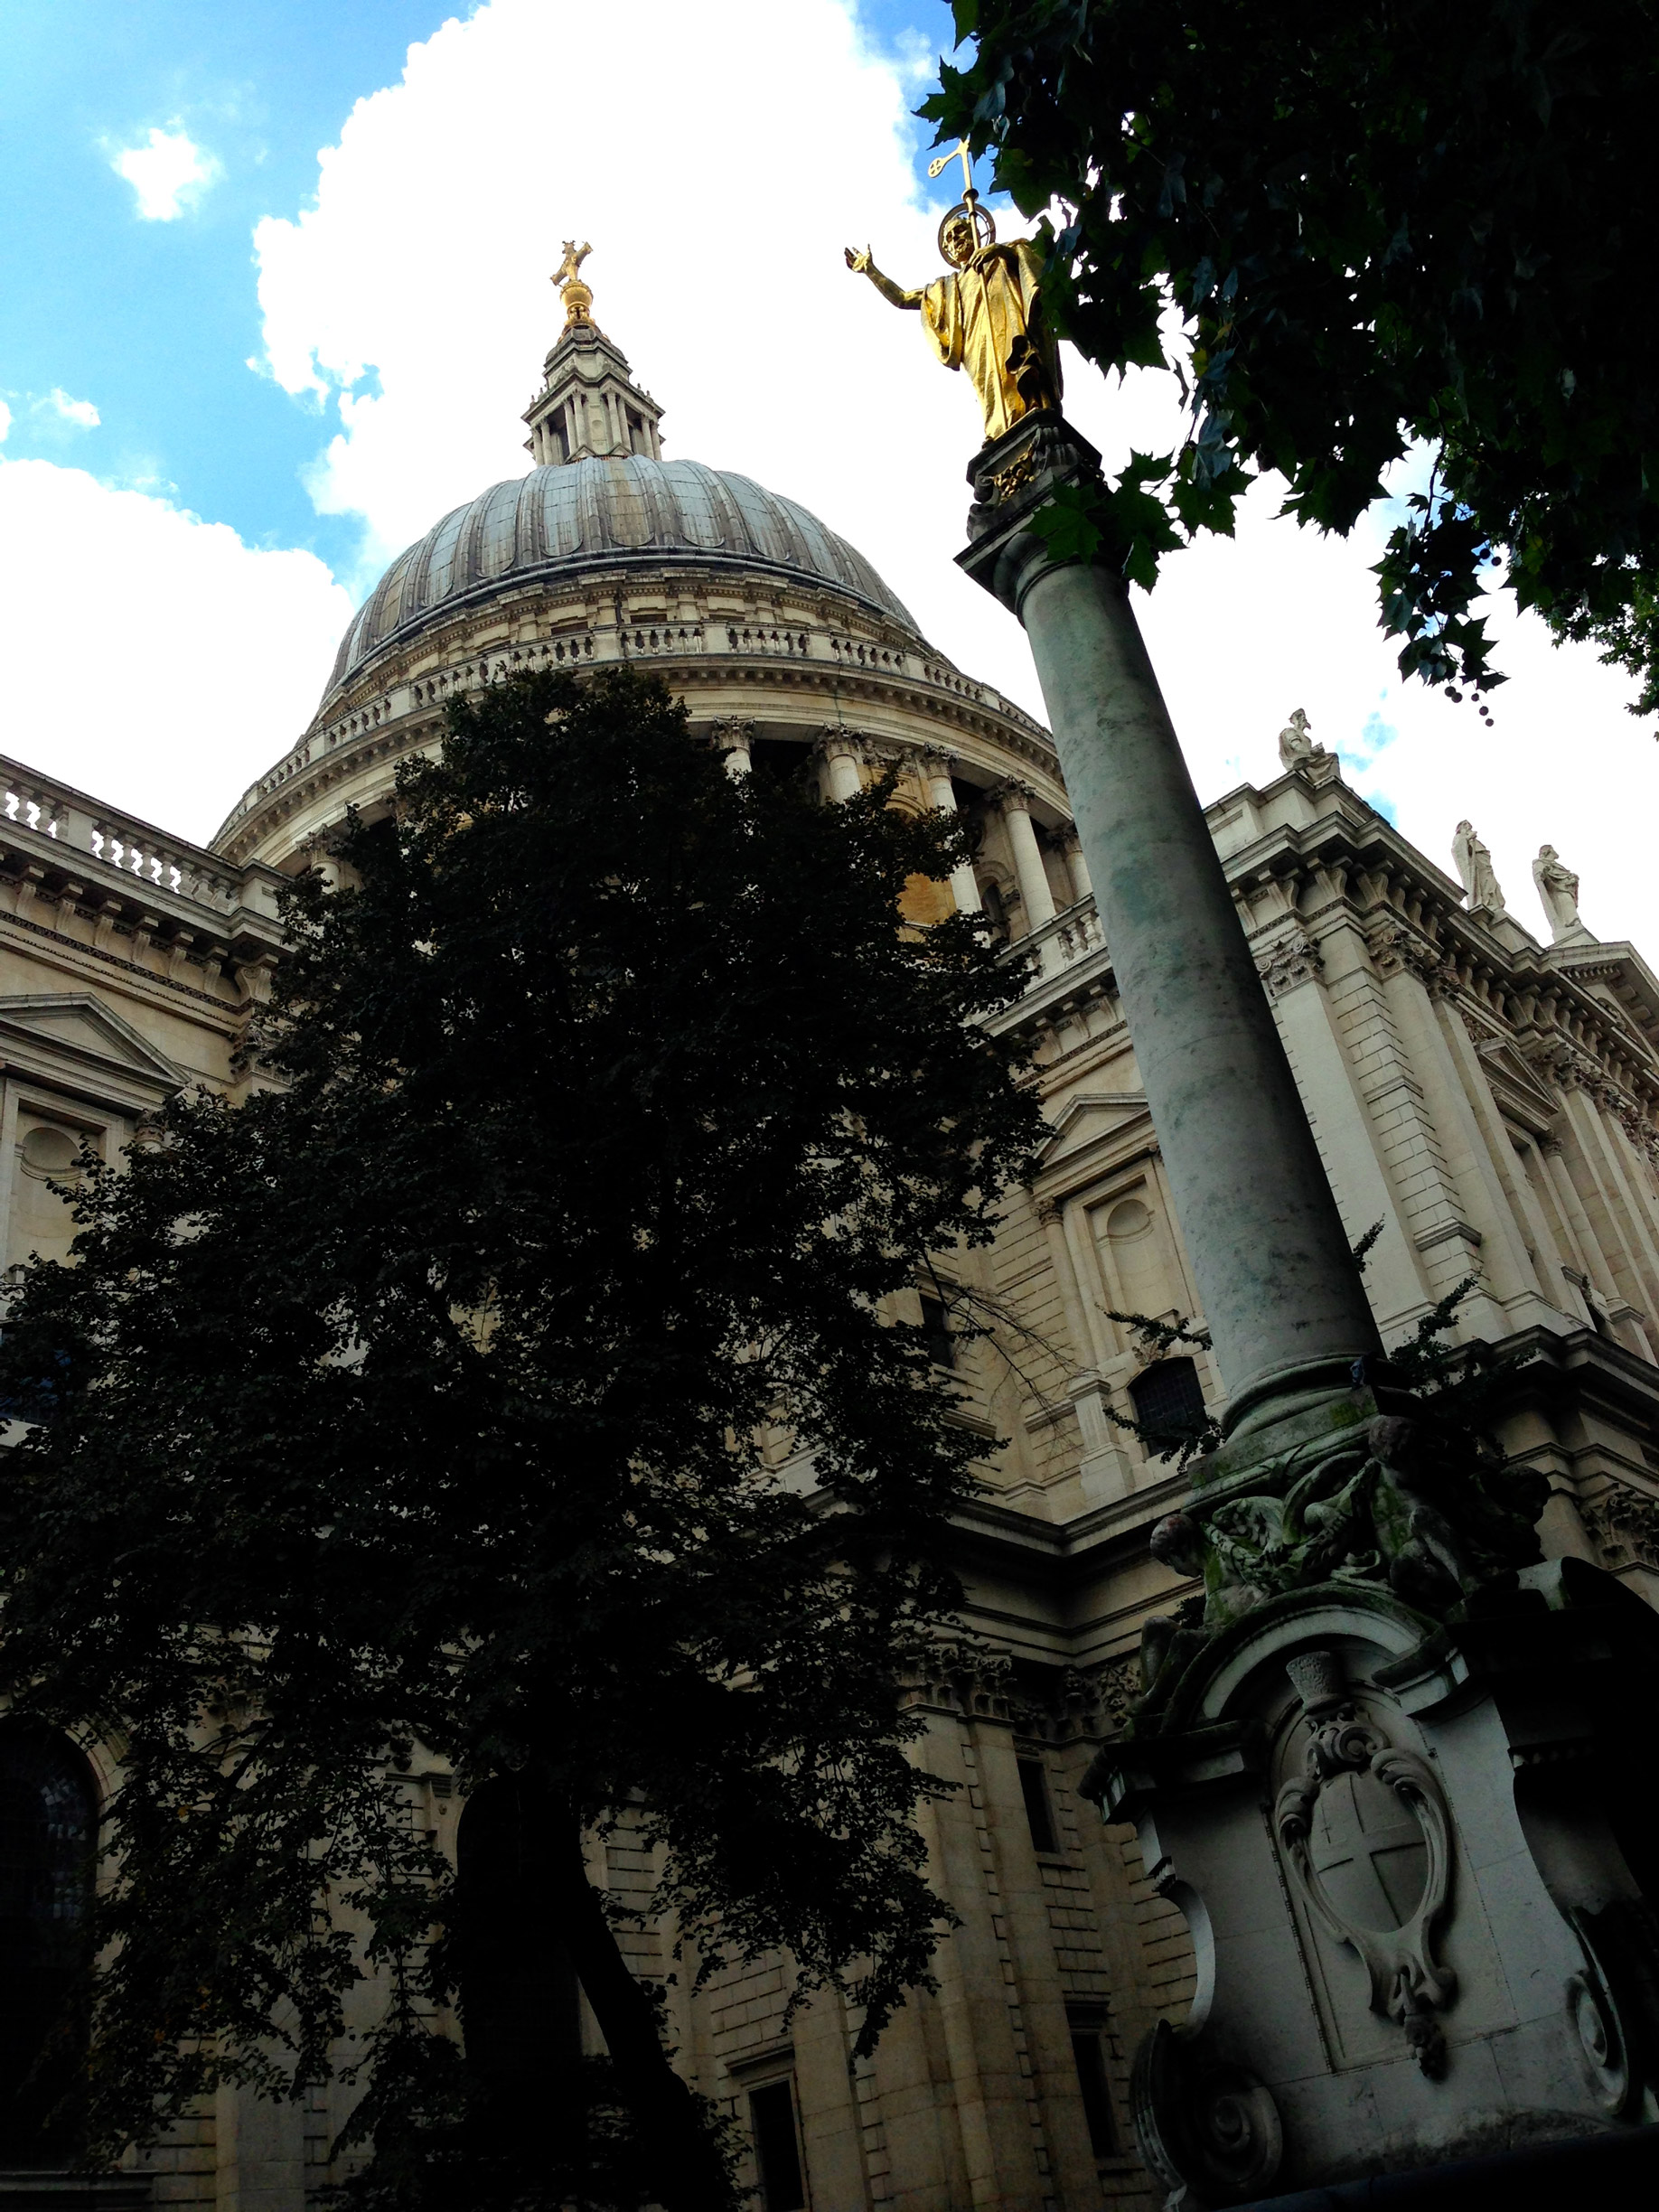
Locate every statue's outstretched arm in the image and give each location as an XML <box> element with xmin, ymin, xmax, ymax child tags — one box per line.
<box><xmin>844</xmin><ymin>245</ymin><xmax>921</xmax><ymax>311</ymax></box>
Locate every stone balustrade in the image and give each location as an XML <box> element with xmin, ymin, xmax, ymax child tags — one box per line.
<box><xmin>1016</xmin><ymin>893</ymin><xmax>1106</xmax><ymax>979</ymax></box>
<box><xmin>0</xmin><ymin>755</ymin><xmax>277</xmax><ymax>924</ymax></box>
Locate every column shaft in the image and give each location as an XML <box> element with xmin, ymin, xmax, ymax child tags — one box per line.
<box><xmin>961</xmin><ymin>427</ymin><xmax>1379</xmax><ymax>1423</ymax></box>
<box><xmin>1000</xmin><ymin>791</ymin><xmax>1057</xmax><ymax>933</ymax></box>
<box><xmin>821</xmin><ymin>737</ymin><xmax>864</xmax><ymax>804</ymax></box>
<box><xmin>920</xmin><ymin>754</ymin><xmax>982</xmax><ymax>914</ymax></box>
<box><xmin>1018</xmin><ymin>558</ymin><xmax>1377</xmax><ymax>1408</ymax></box>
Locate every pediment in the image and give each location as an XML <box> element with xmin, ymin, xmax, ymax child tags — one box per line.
<box><xmin>0</xmin><ymin>993</ymin><xmax>188</xmax><ymax>1093</ymax></box>
<box><xmin>1037</xmin><ymin>1087</ymin><xmax>1151</xmax><ymax>1173</ymax></box>
<box><xmin>1473</xmin><ymin>1035</ymin><xmax>1561</xmax><ymax>1135</ymax></box>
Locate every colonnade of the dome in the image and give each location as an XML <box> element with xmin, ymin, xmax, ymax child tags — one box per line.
<box><xmin>211</xmin><ymin>540</ymin><xmax>1093</xmax><ymax>971</ymax></box>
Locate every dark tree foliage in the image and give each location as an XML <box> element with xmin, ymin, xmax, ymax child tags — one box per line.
<box><xmin>0</xmin><ymin>667</ymin><xmax>1045</xmax><ymax>2212</ymax></box>
<box><xmin>926</xmin><ymin>1</ymin><xmax>1659</xmax><ymax>710</ymax></box>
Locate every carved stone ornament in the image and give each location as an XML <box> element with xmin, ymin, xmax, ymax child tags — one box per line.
<box><xmin>1274</xmin><ymin>1650</ymin><xmax>1457</xmax><ymax>2078</ymax></box>
<box><xmin>1130</xmin><ymin>2017</ymin><xmax>1283</xmax><ymax>2209</ymax></box>
<box><xmin>1256</xmin><ymin>929</ymin><xmax>1325</xmax><ymax>999</ymax></box>
<box><xmin>1580</xmin><ymin>1479</ymin><xmax>1659</xmax><ymax>1572</ymax></box>
<box><xmin>1186</xmin><ymin>1414</ymin><xmax>1540</xmax><ymax>1638</ymax></box>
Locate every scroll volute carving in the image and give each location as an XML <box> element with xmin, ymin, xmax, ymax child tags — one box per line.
<box><xmin>1274</xmin><ymin>1649</ymin><xmax>1457</xmax><ymax>2078</ymax></box>
<box><xmin>1130</xmin><ymin>2018</ymin><xmax>1283</xmax><ymax>2209</ymax></box>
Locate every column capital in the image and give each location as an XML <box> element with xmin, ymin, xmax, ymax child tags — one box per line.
<box><xmin>991</xmin><ymin>776</ymin><xmax>1037</xmax><ymax>815</ymax></box>
<box><xmin>914</xmin><ymin>743</ymin><xmax>960</xmax><ymax>778</ymax></box>
<box><xmin>956</xmin><ymin>408</ymin><xmax>1112</xmax><ymax>621</ymax></box>
<box><xmin>813</xmin><ymin>725</ymin><xmax>867</xmax><ymax>761</ymax></box>
<box><xmin>708</xmin><ymin>716</ymin><xmax>756</xmax><ymax>746</ymax></box>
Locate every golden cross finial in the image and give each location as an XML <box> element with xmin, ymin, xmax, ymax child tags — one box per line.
<box><xmin>927</xmin><ymin>141</ymin><xmax>974</xmax><ymax>197</ymax></box>
<box><xmin>553</xmin><ymin>239</ymin><xmax>595</xmax><ymax>328</ymax></box>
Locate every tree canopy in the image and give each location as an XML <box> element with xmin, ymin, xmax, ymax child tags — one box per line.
<box><xmin>926</xmin><ymin>0</ymin><xmax>1659</xmax><ymax>712</ymax></box>
<box><xmin>0</xmin><ymin>667</ymin><xmax>1044</xmax><ymax>2210</ymax></box>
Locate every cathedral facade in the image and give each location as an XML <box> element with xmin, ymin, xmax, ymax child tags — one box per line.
<box><xmin>3</xmin><ymin>307</ymin><xmax>1659</xmax><ymax>2212</ymax></box>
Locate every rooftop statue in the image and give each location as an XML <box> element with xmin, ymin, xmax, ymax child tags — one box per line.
<box><xmin>1533</xmin><ymin>842</ymin><xmax>1589</xmax><ymax>942</ymax></box>
<box><xmin>844</xmin><ymin>143</ymin><xmax>1061</xmax><ymax>445</ymax></box>
<box><xmin>1451</xmin><ymin>819</ymin><xmax>1505</xmax><ymax>913</ymax></box>
<box><xmin>1277</xmin><ymin>706</ymin><xmax>1329</xmax><ymax>770</ymax></box>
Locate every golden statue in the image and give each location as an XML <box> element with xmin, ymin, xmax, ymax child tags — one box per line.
<box><xmin>554</xmin><ymin>239</ymin><xmax>595</xmax><ymax>328</ymax></box>
<box><xmin>844</xmin><ymin>145</ymin><xmax>1061</xmax><ymax>444</ymax></box>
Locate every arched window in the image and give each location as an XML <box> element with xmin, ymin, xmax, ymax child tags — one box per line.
<box><xmin>455</xmin><ymin>1779</ymin><xmax>583</xmax><ymax>2140</ymax></box>
<box><xmin>0</xmin><ymin>1720</ymin><xmax>98</xmax><ymax>2165</ymax></box>
<box><xmin>1128</xmin><ymin>1356</ymin><xmax>1209</xmax><ymax>1458</ymax></box>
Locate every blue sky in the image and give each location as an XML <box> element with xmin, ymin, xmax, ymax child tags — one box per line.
<box><xmin>1</xmin><ymin>0</ymin><xmax>1654</xmax><ymax>945</ymax></box>
<box><xmin>2</xmin><ymin>3</ymin><xmax>435</xmax><ymax>570</ymax></box>
<box><xmin>0</xmin><ymin>0</ymin><xmax>951</xmax><ymax>577</ymax></box>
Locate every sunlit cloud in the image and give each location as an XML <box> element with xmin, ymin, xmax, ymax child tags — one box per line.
<box><xmin>42</xmin><ymin>389</ymin><xmax>99</xmax><ymax>428</ymax></box>
<box><xmin>109</xmin><ymin>125</ymin><xmax>220</xmax><ymax>221</ymax></box>
<box><xmin>0</xmin><ymin>456</ymin><xmax>351</xmax><ymax>839</ymax></box>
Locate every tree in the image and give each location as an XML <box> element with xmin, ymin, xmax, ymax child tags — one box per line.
<box><xmin>0</xmin><ymin>667</ymin><xmax>1045</xmax><ymax>2211</ymax></box>
<box><xmin>925</xmin><ymin>0</ymin><xmax>1659</xmax><ymax>710</ymax></box>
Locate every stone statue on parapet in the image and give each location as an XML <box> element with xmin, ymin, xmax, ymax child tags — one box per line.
<box><xmin>1532</xmin><ymin>843</ymin><xmax>1590</xmax><ymax>942</ymax></box>
<box><xmin>1451</xmin><ymin>819</ymin><xmax>1504</xmax><ymax>913</ymax></box>
<box><xmin>843</xmin><ymin>140</ymin><xmax>1061</xmax><ymax>444</ymax></box>
<box><xmin>1277</xmin><ymin>707</ymin><xmax>1326</xmax><ymax>770</ymax></box>
<box><xmin>553</xmin><ymin>239</ymin><xmax>595</xmax><ymax>328</ymax></box>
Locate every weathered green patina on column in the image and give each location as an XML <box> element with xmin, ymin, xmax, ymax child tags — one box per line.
<box><xmin>959</xmin><ymin>413</ymin><xmax>1381</xmax><ymax>1433</ymax></box>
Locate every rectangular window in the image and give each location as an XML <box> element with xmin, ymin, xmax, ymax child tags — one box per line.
<box><xmin>749</xmin><ymin>2078</ymin><xmax>807</xmax><ymax>2210</ymax></box>
<box><xmin>1017</xmin><ymin>1757</ymin><xmax>1058</xmax><ymax>1854</ymax></box>
<box><xmin>1071</xmin><ymin>2029</ymin><xmax>1116</xmax><ymax>2157</ymax></box>
<box><xmin>918</xmin><ymin>1293</ymin><xmax>954</xmax><ymax>1369</ymax></box>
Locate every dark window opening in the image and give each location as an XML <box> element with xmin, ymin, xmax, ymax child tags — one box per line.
<box><xmin>1017</xmin><ymin>1757</ymin><xmax>1058</xmax><ymax>1854</ymax></box>
<box><xmin>980</xmin><ymin>879</ymin><xmax>1009</xmax><ymax>941</ymax></box>
<box><xmin>1128</xmin><ymin>1355</ymin><xmax>1208</xmax><ymax>1457</ymax></box>
<box><xmin>1071</xmin><ymin>2027</ymin><xmax>1117</xmax><ymax>2157</ymax></box>
<box><xmin>456</xmin><ymin>1777</ymin><xmax>582</xmax><ymax>2144</ymax></box>
<box><xmin>919</xmin><ymin>1294</ymin><xmax>954</xmax><ymax>1370</ymax></box>
<box><xmin>749</xmin><ymin>2077</ymin><xmax>807</xmax><ymax>2209</ymax></box>
<box><xmin>0</xmin><ymin>1719</ymin><xmax>98</xmax><ymax>2166</ymax></box>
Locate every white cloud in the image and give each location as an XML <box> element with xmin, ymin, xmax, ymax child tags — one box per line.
<box><xmin>1114</xmin><ymin>472</ymin><xmax>1659</xmax><ymax>952</ymax></box>
<box><xmin>0</xmin><ymin>458</ymin><xmax>351</xmax><ymax>841</ymax></box>
<box><xmin>43</xmin><ymin>389</ymin><xmax>98</xmax><ymax>428</ymax></box>
<box><xmin>110</xmin><ymin>126</ymin><xmax>220</xmax><ymax>221</ymax></box>
<box><xmin>0</xmin><ymin>401</ymin><xmax>10</xmax><ymax>444</ymax></box>
<box><xmin>250</xmin><ymin>0</ymin><xmax>1658</xmax><ymax>951</ymax></box>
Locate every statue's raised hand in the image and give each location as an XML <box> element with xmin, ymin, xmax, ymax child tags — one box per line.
<box><xmin>844</xmin><ymin>245</ymin><xmax>873</xmax><ymax>274</ymax></box>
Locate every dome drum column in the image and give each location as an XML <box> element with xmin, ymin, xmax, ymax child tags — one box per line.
<box><xmin>915</xmin><ymin>747</ymin><xmax>982</xmax><ymax>915</ymax></box>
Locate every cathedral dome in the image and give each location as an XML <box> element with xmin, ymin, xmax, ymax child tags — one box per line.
<box><xmin>214</xmin><ymin>283</ymin><xmax>1062</xmax><ymax>872</ymax></box>
<box><xmin>317</xmin><ymin>455</ymin><xmax>919</xmax><ymax>717</ymax></box>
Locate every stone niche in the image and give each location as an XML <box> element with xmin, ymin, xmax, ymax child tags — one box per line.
<box><xmin>1091</xmin><ymin>1561</ymin><xmax>1659</xmax><ymax>2204</ymax></box>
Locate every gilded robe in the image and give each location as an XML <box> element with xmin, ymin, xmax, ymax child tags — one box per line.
<box><xmin>919</xmin><ymin>238</ymin><xmax>1062</xmax><ymax>443</ymax></box>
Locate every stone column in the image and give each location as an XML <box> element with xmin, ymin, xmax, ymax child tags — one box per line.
<box><xmin>816</xmin><ymin>727</ymin><xmax>866</xmax><ymax>803</ymax></box>
<box><xmin>1059</xmin><ymin>827</ymin><xmax>1092</xmax><ymax>905</ymax></box>
<box><xmin>710</xmin><ymin>717</ymin><xmax>754</xmax><ymax>777</ymax></box>
<box><xmin>996</xmin><ymin>781</ymin><xmax>1057</xmax><ymax>934</ymax></box>
<box><xmin>916</xmin><ymin>746</ymin><xmax>983</xmax><ymax>914</ymax></box>
<box><xmin>960</xmin><ymin>417</ymin><xmax>1379</xmax><ymax>1430</ymax></box>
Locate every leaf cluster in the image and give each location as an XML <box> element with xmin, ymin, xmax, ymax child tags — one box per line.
<box><xmin>0</xmin><ymin>668</ymin><xmax>1045</xmax><ymax>2190</ymax></box>
<box><xmin>929</xmin><ymin>0</ymin><xmax>1659</xmax><ymax>708</ymax></box>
